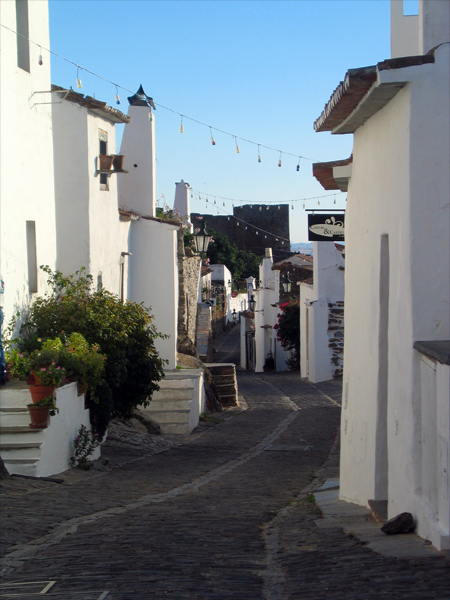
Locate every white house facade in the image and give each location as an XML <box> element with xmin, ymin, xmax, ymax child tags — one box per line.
<box><xmin>314</xmin><ymin>0</ymin><xmax>450</xmax><ymax>549</ymax></box>
<box><xmin>0</xmin><ymin>0</ymin><xmax>57</xmax><ymax>323</ymax></box>
<box><xmin>299</xmin><ymin>242</ymin><xmax>344</xmax><ymax>383</ymax></box>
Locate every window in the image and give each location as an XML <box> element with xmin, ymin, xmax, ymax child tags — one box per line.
<box><xmin>99</xmin><ymin>130</ymin><xmax>109</xmax><ymax>191</ymax></box>
<box><xmin>26</xmin><ymin>221</ymin><xmax>37</xmax><ymax>293</ymax></box>
<box><xmin>16</xmin><ymin>0</ymin><xmax>30</xmax><ymax>72</ymax></box>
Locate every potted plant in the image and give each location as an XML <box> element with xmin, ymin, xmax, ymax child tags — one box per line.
<box><xmin>263</xmin><ymin>351</ymin><xmax>275</xmax><ymax>372</ymax></box>
<box><xmin>27</xmin><ymin>395</ymin><xmax>59</xmax><ymax>429</ymax></box>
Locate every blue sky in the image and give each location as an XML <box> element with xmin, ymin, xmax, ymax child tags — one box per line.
<box><xmin>48</xmin><ymin>0</ymin><xmax>394</xmax><ymax>243</ymax></box>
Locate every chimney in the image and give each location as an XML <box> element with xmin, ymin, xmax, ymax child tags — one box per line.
<box><xmin>118</xmin><ymin>85</ymin><xmax>156</xmax><ymax>217</ymax></box>
<box><xmin>174</xmin><ymin>180</ymin><xmax>192</xmax><ymax>231</ymax></box>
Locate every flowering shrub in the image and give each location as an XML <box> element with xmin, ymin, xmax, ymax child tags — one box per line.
<box><xmin>275</xmin><ymin>300</ymin><xmax>300</xmax><ymax>370</ymax></box>
<box><xmin>11</xmin><ymin>266</ymin><xmax>166</xmax><ymax>438</ymax></box>
<box><xmin>69</xmin><ymin>424</ymin><xmax>100</xmax><ymax>470</ymax></box>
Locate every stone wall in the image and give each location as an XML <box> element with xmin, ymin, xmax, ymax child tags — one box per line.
<box><xmin>177</xmin><ymin>229</ymin><xmax>201</xmax><ymax>355</ymax></box>
<box><xmin>328</xmin><ymin>301</ymin><xmax>344</xmax><ymax>378</ymax></box>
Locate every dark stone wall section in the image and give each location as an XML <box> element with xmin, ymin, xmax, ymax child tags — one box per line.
<box><xmin>328</xmin><ymin>301</ymin><xmax>344</xmax><ymax>378</ymax></box>
<box><xmin>192</xmin><ymin>204</ymin><xmax>290</xmax><ymax>263</ymax></box>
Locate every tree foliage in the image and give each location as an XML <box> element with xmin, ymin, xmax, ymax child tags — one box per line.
<box><xmin>203</xmin><ymin>229</ymin><xmax>262</xmax><ymax>280</ymax></box>
<box><xmin>274</xmin><ymin>300</ymin><xmax>300</xmax><ymax>370</ymax></box>
<box><xmin>14</xmin><ymin>266</ymin><xmax>166</xmax><ymax>437</ymax></box>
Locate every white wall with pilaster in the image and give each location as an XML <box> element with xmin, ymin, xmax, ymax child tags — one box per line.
<box><xmin>340</xmin><ymin>44</ymin><xmax>450</xmax><ymax>549</ymax></box>
<box><xmin>128</xmin><ymin>218</ymin><xmax>179</xmax><ymax>369</ymax></box>
<box><xmin>0</xmin><ymin>0</ymin><xmax>56</xmax><ymax>327</ymax></box>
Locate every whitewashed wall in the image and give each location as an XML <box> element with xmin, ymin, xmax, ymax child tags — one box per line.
<box><xmin>253</xmin><ymin>251</ymin><xmax>290</xmax><ymax>372</ymax></box>
<box><xmin>128</xmin><ymin>218</ymin><xmax>179</xmax><ymax>369</ymax></box>
<box><xmin>340</xmin><ymin>45</ymin><xmax>450</xmax><ymax>549</ymax></box>
<box><xmin>0</xmin><ymin>0</ymin><xmax>57</xmax><ymax>328</ymax></box>
<box><xmin>53</xmin><ymin>99</ymin><xmax>131</xmax><ymax>298</ymax></box>
<box><xmin>299</xmin><ymin>243</ymin><xmax>344</xmax><ymax>383</ymax></box>
<box><xmin>119</xmin><ymin>104</ymin><xmax>155</xmax><ymax>217</ymax></box>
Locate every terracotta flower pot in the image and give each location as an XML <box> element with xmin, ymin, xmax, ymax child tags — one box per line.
<box><xmin>113</xmin><ymin>154</ymin><xmax>124</xmax><ymax>170</ymax></box>
<box><xmin>28</xmin><ymin>405</ymin><xmax>50</xmax><ymax>429</ymax></box>
<box><xmin>99</xmin><ymin>155</ymin><xmax>114</xmax><ymax>170</ymax></box>
<box><xmin>28</xmin><ymin>384</ymin><xmax>55</xmax><ymax>404</ymax></box>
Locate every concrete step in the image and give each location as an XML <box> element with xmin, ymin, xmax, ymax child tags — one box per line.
<box><xmin>0</xmin><ymin>408</ymin><xmax>30</xmax><ymax>428</ymax></box>
<box><xmin>0</xmin><ymin>383</ymin><xmax>31</xmax><ymax>409</ymax></box>
<box><xmin>148</xmin><ymin>399</ymin><xmax>192</xmax><ymax>411</ymax></box>
<box><xmin>146</xmin><ymin>410</ymin><xmax>190</xmax><ymax>425</ymax></box>
<box><xmin>159</xmin><ymin>422</ymin><xmax>191</xmax><ymax>435</ymax></box>
<box><xmin>2</xmin><ymin>456</ymin><xmax>39</xmax><ymax>477</ymax></box>
<box><xmin>0</xmin><ymin>429</ymin><xmax>45</xmax><ymax>445</ymax></box>
<box><xmin>152</xmin><ymin>389</ymin><xmax>193</xmax><ymax>402</ymax></box>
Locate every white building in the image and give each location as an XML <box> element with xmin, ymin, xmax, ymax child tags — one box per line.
<box><xmin>251</xmin><ymin>249</ymin><xmax>291</xmax><ymax>373</ymax></box>
<box><xmin>0</xmin><ymin>0</ymin><xmax>57</xmax><ymax>322</ymax></box>
<box><xmin>299</xmin><ymin>242</ymin><xmax>344</xmax><ymax>383</ymax></box>
<box><xmin>313</xmin><ymin>0</ymin><xmax>450</xmax><ymax>549</ymax></box>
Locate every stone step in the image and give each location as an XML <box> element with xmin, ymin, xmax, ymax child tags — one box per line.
<box><xmin>159</xmin><ymin>422</ymin><xmax>191</xmax><ymax>435</ymax></box>
<box><xmin>152</xmin><ymin>389</ymin><xmax>193</xmax><ymax>402</ymax></box>
<box><xmin>209</xmin><ymin>374</ymin><xmax>236</xmax><ymax>384</ymax></box>
<box><xmin>0</xmin><ymin>409</ymin><xmax>30</xmax><ymax>428</ymax></box>
<box><xmin>145</xmin><ymin>410</ymin><xmax>190</xmax><ymax>425</ymax></box>
<box><xmin>205</xmin><ymin>364</ymin><xmax>236</xmax><ymax>376</ymax></box>
<box><xmin>0</xmin><ymin>430</ymin><xmax>45</xmax><ymax>446</ymax></box>
<box><xmin>158</xmin><ymin>379</ymin><xmax>195</xmax><ymax>389</ymax></box>
<box><xmin>147</xmin><ymin>399</ymin><xmax>192</xmax><ymax>411</ymax></box>
<box><xmin>0</xmin><ymin>384</ymin><xmax>31</xmax><ymax>409</ymax></box>
<box><xmin>214</xmin><ymin>383</ymin><xmax>237</xmax><ymax>395</ymax></box>
<box><xmin>2</xmin><ymin>456</ymin><xmax>39</xmax><ymax>477</ymax></box>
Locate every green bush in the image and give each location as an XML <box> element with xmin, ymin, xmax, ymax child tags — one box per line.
<box><xmin>13</xmin><ymin>266</ymin><xmax>166</xmax><ymax>438</ymax></box>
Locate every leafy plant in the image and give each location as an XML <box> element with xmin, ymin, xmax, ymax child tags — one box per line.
<box><xmin>28</xmin><ymin>395</ymin><xmax>59</xmax><ymax>416</ymax></box>
<box><xmin>13</xmin><ymin>266</ymin><xmax>166</xmax><ymax>438</ymax></box>
<box><xmin>29</xmin><ymin>349</ymin><xmax>66</xmax><ymax>386</ymax></box>
<box><xmin>274</xmin><ymin>300</ymin><xmax>300</xmax><ymax>370</ymax></box>
<box><xmin>5</xmin><ymin>348</ymin><xmax>30</xmax><ymax>380</ymax></box>
<box><xmin>69</xmin><ymin>424</ymin><xmax>100</xmax><ymax>470</ymax></box>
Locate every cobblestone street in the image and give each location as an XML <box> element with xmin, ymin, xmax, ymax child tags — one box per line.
<box><xmin>0</xmin><ymin>330</ymin><xmax>449</xmax><ymax>599</ymax></box>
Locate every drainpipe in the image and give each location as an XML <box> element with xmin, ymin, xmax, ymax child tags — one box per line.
<box><xmin>120</xmin><ymin>252</ymin><xmax>132</xmax><ymax>302</ymax></box>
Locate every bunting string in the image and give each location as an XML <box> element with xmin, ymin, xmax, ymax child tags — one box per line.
<box><xmin>1</xmin><ymin>23</ymin><xmax>320</xmax><ymax>165</ymax></box>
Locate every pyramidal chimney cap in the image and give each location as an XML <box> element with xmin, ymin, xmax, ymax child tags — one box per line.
<box><xmin>128</xmin><ymin>84</ymin><xmax>156</xmax><ymax>109</ymax></box>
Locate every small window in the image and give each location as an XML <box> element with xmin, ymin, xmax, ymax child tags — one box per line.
<box><xmin>99</xmin><ymin>130</ymin><xmax>109</xmax><ymax>191</ymax></box>
<box><xmin>16</xmin><ymin>0</ymin><xmax>30</xmax><ymax>72</ymax></box>
<box><xmin>26</xmin><ymin>221</ymin><xmax>37</xmax><ymax>293</ymax></box>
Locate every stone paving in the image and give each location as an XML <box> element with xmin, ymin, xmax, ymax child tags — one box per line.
<box><xmin>0</xmin><ymin>329</ymin><xmax>449</xmax><ymax>599</ymax></box>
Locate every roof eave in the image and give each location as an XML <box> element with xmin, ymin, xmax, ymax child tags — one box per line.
<box><xmin>314</xmin><ymin>53</ymin><xmax>435</xmax><ymax>135</ymax></box>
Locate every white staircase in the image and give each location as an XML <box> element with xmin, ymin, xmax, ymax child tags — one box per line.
<box><xmin>0</xmin><ymin>381</ymin><xmax>45</xmax><ymax>475</ymax></box>
<box><xmin>0</xmin><ymin>381</ymin><xmax>97</xmax><ymax>477</ymax></box>
<box><xmin>140</xmin><ymin>370</ymin><xmax>204</xmax><ymax>435</ymax></box>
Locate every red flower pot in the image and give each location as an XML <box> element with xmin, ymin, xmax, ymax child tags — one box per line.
<box><xmin>28</xmin><ymin>405</ymin><xmax>50</xmax><ymax>429</ymax></box>
<box><xmin>28</xmin><ymin>384</ymin><xmax>56</xmax><ymax>404</ymax></box>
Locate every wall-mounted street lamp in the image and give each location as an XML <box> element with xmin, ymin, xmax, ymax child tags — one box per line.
<box><xmin>248</xmin><ymin>295</ymin><xmax>256</xmax><ymax>312</ymax></box>
<box><xmin>232</xmin><ymin>308</ymin><xmax>238</xmax><ymax>323</ymax></box>
<box><xmin>281</xmin><ymin>271</ymin><xmax>292</xmax><ymax>294</ymax></box>
<box><xmin>193</xmin><ymin>221</ymin><xmax>212</xmax><ymax>257</ymax></box>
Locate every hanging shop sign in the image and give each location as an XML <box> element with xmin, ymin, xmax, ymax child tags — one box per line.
<box><xmin>308</xmin><ymin>213</ymin><xmax>345</xmax><ymax>242</ymax></box>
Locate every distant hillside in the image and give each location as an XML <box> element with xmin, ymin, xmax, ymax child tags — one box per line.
<box><xmin>291</xmin><ymin>242</ymin><xmax>313</xmax><ymax>255</ymax></box>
